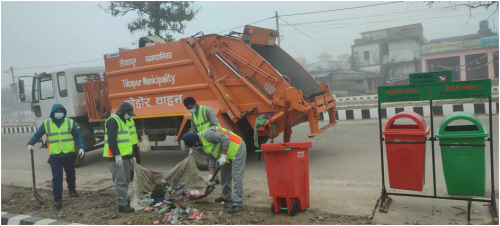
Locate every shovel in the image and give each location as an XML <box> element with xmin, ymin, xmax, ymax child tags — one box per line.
<box><xmin>31</xmin><ymin>149</ymin><xmax>44</xmax><ymax>205</ymax></box>
<box><xmin>189</xmin><ymin>164</ymin><xmax>222</xmax><ymax>200</ymax></box>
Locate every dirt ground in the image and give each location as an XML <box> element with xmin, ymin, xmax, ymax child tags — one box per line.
<box><xmin>1</xmin><ymin>185</ymin><xmax>372</xmax><ymax>225</ymax></box>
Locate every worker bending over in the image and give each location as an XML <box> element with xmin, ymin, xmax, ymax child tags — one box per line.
<box><xmin>104</xmin><ymin>102</ymin><xmax>137</xmax><ymax>213</ymax></box>
<box><xmin>182</xmin><ymin>127</ymin><xmax>247</xmax><ymax>214</ymax></box>
<box><xmin>27</xmin><ymin>104</ymin><xmax>85</xmax><ymax>209</ymax></box>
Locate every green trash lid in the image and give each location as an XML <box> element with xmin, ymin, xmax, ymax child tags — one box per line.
<box><xmin>436</xmin><ymin>112</ymin><xmax>488</xmax><ymax>139</ymax></box>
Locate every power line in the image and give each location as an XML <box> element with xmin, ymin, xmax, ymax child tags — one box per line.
<box><xmin>280</xmin><ymin>1</ymin><xmax>404</xmax><ymax>17</ymax></box>
<box><xmin>13</xmin><ymin>58</ymin><xmax>102</xmax><ymax>70</ymax></box>
<box><xmin>480</xmin><ymin>8</ymin><xmax>499</xmax><ymax>29</ymax></box>
<box><xmin>214</xmin><ymin>17</ymin><xmax>275</xmax><ymax>34</ymax></box>
<box><xmin>284</xmin><ymin>11</ymin><xmax>494</xmax><ymax>36</ymax></box>
<box><xmin>283</xmin><ymin>34</ymin><xmax>300</xmax><ymax>57</ymax></box>
<box><xmin>280</xmin><ymin>6</ymin><xmax>464</xmax><ymax>27</ymax></box>
<box><xmin>212</xmin><ymin>1</ymin><xmax>408</xmax><ymax>35</ymax></box>
<box><xmin>279</xmin><ymin>17</ymin><xmax>340</xmax><ymax>55</ymax></box>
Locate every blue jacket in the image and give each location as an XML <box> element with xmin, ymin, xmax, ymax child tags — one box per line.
<box><xmin>27</xmin><ymin>103</ymin><xmax>84</xmax><ymax>158</ymax></box>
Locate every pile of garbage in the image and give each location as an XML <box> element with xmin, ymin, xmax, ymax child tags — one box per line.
<box><xmin>140</xmin><ymin>180</ymin><xmax>207</xmax><ymax>225</ymax></box>
<box><xmin>129</xmin><ymin>156</ymin><xmax>209</xmax><ymax>225</ymax></box>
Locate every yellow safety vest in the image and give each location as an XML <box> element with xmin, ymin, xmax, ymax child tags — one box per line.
<box><xmin>44</xmin><ymin>118</ymin><xmax>75</xmax><ymax>155</ymax></box>
<box><xmin>103</xmin><ymin>115</ymin><xmax>132</xmax><ymax>157</ymax></box>
<box><xmin>192</xmin><ymin>105</ymin><xmax>220</xmax><ymax>132</ymax></box>
<box><xmin>127</xmin><ymin>119</ymin><xmax>138</xmax><ymax>145</ymax></box>
<box><xmin>200</xmin><ymin>127</ymin><xmax>242</xmax><ymax>162</ymax></box>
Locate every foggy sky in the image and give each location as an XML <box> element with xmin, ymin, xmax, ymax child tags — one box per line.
<box><xmin>1</xmin><ymin>1</ymin><xmax>498</xmax><ymax>88</ymax></box>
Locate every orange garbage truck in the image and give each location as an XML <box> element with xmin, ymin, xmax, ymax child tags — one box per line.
<box><xmin>83</xmin><ymin>26</ymin><xmax>337</xmax><ymax>169</ymax></box>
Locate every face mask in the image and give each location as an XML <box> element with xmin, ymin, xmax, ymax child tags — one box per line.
<box><xmin>124</xmin><ymin>113</ymin><xmax>131</xmax><ymax>120</ymax></box>
<box><xmin>54</xmin><ymin>113</ymin><xmax>64</xmax><ymax>119</ymax></box>
<box><xmin>189</xmin><ymin>108</ymin><xmax>196</xmax><ymax>113</ymax></box>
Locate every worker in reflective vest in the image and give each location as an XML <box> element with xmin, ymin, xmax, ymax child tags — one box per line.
<box><xmin>27</xmin><ymin>103</ymin><xmax>84</xmax><ymax>209</ymax></box>
<box><xmin>183</xmin><ymin>97</ymin><xmax>221</xmax><ymax>183</ymax></box>
<box><xmin>182</xmin><ymin>127</ymin><xmax>247</xmax><ymax>214</ymax></box>
<box><xmin>183</xmin><ymin>96</ymin><xmax>220</xmax><ymax>138</ymax></box>
<box><xmin>104</xmin><ymin>102</ymin><xmax>136</xmax><ymax>213</ymax></box>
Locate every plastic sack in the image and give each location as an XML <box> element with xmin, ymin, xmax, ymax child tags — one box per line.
<box><xmin>139</xmin><ymin>133</ymin><xmax>151</xmax><ymax>153</ymax></box>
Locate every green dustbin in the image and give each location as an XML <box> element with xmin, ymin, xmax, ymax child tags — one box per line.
<box><xmin>436</xmin><ymin>112</ymin><xmax>488</xmax><ymax>196</ymax></box>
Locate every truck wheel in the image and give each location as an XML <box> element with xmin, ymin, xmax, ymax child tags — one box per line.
<box><xmin>183</xmin><ymin>145</ymin><xmax>209</xmax><ymax>171</ymax></box>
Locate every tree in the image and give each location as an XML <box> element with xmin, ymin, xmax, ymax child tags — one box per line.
<box><xmin>100</xmin><ymin>1</ymin><xmax>199</xmax><ymax>42</ymax></box>
<box><xmin>426</xmin><ymin>1</ymin><xmax>498</xmax><ymax>25</ymax></box>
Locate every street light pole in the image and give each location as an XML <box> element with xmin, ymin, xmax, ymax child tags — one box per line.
<box><xmin>275</xmin><ymin>11</ymin><xmax>280</xmax><ymax>46</ymax></box>
<box><xmin>10</xmin><ymin>66</ymin><xmax>23</xmax><ymax>123</ymax></box>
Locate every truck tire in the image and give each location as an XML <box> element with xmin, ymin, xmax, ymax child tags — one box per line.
<box><xmin>183</xmin><ymin>144</ymin><xmax>209</xmax><ymax>171</ymax></box>
<box><xmin>74</xmin><ymin>143</ymin><xmax>85</xmax><ymax>168</ymax></box>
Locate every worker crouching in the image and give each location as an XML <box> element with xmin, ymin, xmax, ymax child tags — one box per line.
<box><xmin>182</xmin><ymin>127</ymin><xmax>247</xmax><ymax>214</ymax></box>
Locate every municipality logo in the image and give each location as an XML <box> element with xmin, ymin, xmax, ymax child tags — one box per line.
<box><xmin>438</xmin><ymin>73</ymin><xmax>448</xmax><ymax>82</ymax></box>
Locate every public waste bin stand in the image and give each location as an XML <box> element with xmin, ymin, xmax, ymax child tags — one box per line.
<box><xmin>436</xmin><ymin>112</ymin><xmax>488</xmax><ymax>196</ymax></box>
<box><xmin>382</xmin><ymin>111</ymin><xmax>430</xmax><ymax>191</ymax></box>
<box><xmin>261</xmin><ymin>142</ymin><xmax>312</xmax><ymax>216</ymax></box>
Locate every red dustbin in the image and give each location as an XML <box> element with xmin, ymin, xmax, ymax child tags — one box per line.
<box><xmin>260</xmin><ymin>142</ymin><xmax>312</xmax><ymax>216</ymax></box>
<box><xmin>382</xmin><ymin>111</ymin><xmax>429</xmax><ymax>191</ymax></box>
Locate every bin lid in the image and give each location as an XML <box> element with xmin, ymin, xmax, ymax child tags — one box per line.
<box><xmin>382</xmin><ymin>111</ymin><xmax>430</xmax><ymax>136</ymax></box>
<box><xmin>436</xmin><ymin>112</ymin><xmax>488</xmax><ymax>138</ymax></box>
<box><xmin>261</xmin><ymin>142</ymin><xmax>312</xmax><ymax>152</ymax></box>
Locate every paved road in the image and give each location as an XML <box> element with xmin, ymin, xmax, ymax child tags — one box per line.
<box><xmin>2</xmin><ymin>115</ymin><xmax>498</xmax><ymax>223</ymax></box>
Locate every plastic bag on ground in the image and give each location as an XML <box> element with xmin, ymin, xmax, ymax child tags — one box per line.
<box><xmin>129</xmin><ymin>155</ymin><xmax>207</xmax><ymax>210</ymax></box>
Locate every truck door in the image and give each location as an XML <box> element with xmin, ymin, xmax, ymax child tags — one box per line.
<box><xmin>32</xmin><ymin>73</ymin><xmax>57</xmax><ymax>121</ymax></box>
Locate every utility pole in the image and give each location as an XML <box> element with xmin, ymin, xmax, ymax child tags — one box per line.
<box><xmin>10</xmin><ymin>66</ymin><xmax>23</xmax><ymax>123</ymax></box>
<box><xmin>275</xmin><ymin>11</ymin><xmax>280</xmax><ymax>46</ymax></box>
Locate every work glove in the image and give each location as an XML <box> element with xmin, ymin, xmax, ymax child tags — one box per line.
<box><xmin>207</xmin><ymin>174</ymin><xmax>214</xmax><ymax>186</ymax></box>
<box><xmin>115</xmin><ymin>155</ymin><xmax>123</xmax><ymax>167</ymax></box>
<box><xmin>79</xmin><ymin>149</ymin><xmax>85</xmax><ymax>158</ymax></box>
<box><xmin>189</xmin><ymin>148</ymin><xmax>194</xmax><ymax>155</ymax></box>
<box><xmin>27</xmin><ymin>145</ymin><xmax>34</xmax><ymax>153</ymax></box>
<box><xmin>131</xmin><ymin>157</ymin><xmax>137</xmax><ymax>163</ymax></box>
<box><xmin>218</xmin><ymin>154</ymin><xmax>227</xmax><ymax>166</ymax></box>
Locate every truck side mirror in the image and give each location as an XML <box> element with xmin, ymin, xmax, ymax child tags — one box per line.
<box><xmin>18</xmin><ymin>80</ymin><xmax>25</xmax><ymax>102</ymax></box>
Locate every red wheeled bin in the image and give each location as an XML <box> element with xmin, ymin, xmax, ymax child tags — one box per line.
<box><xmin>260</xmin><ymin>142</ymin><xmax>312</xmax><ymax>216</ymax></box>
<box><xmin>382</xmin><ymin>111</ymin><xmax>429</xmax><ymax>191</ymax></box>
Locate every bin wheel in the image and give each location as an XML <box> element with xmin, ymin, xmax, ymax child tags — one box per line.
<box><xmin>270</xmin><ymin>203</ymin><xmax>278</xmax><ymax>214</ymax></box>
<box><xmin>290</xmin><ymin>203</ymin><xmax>299</xmax><ymax>216</ymax></box>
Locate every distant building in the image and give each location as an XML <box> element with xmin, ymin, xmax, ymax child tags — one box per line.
<box><xmin>351</xmin><ymin>23</ymin><xmax>426</xmax><ymax>87</ymax></box>
<box><xmin>305</xmin><ymin>52</ymin><xmax>350</xmax><ymax>71</ymax></box>
<box><xmin>295</xmin><ymin>58</ymin><xmax>306</xmax><ymax>67</ymax></box>
<box><xmin>311</xmin><ymin>70</ymin><xmax>381</xmax><ymax>96</ymax></box>
<box><xmin>421</xmin><ymin>20</ymin><xmax>499</xmax><ymax>82</ymax></box>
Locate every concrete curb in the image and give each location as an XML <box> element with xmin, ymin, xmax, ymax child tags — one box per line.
<box><xmin>322</xmin><ymin>102</ymin><xmax>498</xmax><ymax>120</ymax></box>
<box><xmin>1</xmin><ymin>126</ymin><xmax>38</xmax><ymax>134</ymax></box>
<box><xmin>1</xmin><ymin>212</ymin><xmax>80</xmax><ymax>225</ymax></box>
<box><xmin>2</xmin><ymin>115</ymin><xmax>35</xmax><ymax>120</ymax></box>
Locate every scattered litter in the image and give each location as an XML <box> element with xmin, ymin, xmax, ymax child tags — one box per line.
<box><xmin>153</xmin><ymin>220</ymin><xmax>160</xmax><ymax>224</ymax></box>
<box><xmin>144</xmin><ymin>207</ymin><xmax>158</xmax><ymax>212</ymax></box>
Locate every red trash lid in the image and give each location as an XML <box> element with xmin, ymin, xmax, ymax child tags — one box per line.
<box><xmin>261</xmin><ymin>142</ymin><xmax>312</xmax><ymax>152</ymax></box>
<box><xmin>382</xmin><ymin>111</ymin><xmax>430</xmax><ymax>136</ymax></box>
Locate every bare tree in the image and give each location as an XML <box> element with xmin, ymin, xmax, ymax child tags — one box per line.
<box><xmin>426</xmin><ymin>1</ymin><xmax>499</xmax><ymax>25</ymax></box>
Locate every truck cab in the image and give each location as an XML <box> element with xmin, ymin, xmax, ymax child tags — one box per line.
<box><xmin>18</xmin><ymin>66</ymin><xmax>106</xmax><ymax>166</ymax></box>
